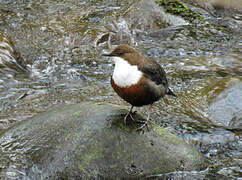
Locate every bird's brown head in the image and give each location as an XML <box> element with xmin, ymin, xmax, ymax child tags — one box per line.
<box><xmin>103</xmin><ymin>44</ymin><xmax>138</xmax><ymax>57</ymax></box>
<box><xmin>102</xmin><ymin>44</ymin><xmax>144</xmax><ymax>66</ymax></box>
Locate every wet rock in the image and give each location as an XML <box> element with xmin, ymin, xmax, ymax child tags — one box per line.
<box><xmin>96</xmin><ymin>0</ymin><xmax>189</xmax><ymax>48</ymax></box>
<box><xmin>0</xmin><ymin>102</ymin><xmax>209</xmax><ymax>179</ymax></box>
<box><xmin>229</xmin><ymin>110</ymin><xmax>242</xmax><ymax>130</ymax></box>
<box><xmin>0</xmin><ymin>31</ymin><xmax>29</xmax><ymax>73</ymax></box>
<box><xmin>130</xmin><ymin>0</ymin><xmax>189</xmax><ymax>27</ymax></box>
<box><xmin>155</xmin><ymin>0</ymin><xmax>203</xmax><ymax>22</ymax></box>
<box><xmin>208</xmin><ymin>82</ymin><xmax>242</xmax><ymax>128</ymax></box>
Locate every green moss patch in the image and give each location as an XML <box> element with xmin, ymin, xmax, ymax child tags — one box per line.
<box><xmin>155</xmin><ymin>0</ymin><xmax>203</xmax><ymax>22</ymax></box>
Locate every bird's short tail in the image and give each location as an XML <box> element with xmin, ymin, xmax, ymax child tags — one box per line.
<box><xmin>167</xmin><ymin>88</ymin><xmax>177</xmax><ymax>97</ymax></box>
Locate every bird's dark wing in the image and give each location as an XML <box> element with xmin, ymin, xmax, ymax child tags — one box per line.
<box><xmin>138</xmin><ymin>60</ymin><xmax>168</xmax><ymax>86</ymax></box>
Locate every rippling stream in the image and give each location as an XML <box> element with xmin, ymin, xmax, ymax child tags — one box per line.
<box><xmin>0</xmin><ymin>0</ymin><xmax>241</xmax><ymax>179</ymax></box>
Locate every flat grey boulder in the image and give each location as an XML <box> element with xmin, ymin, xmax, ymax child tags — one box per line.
<box><xmin>0</xmin><ymin>102</ymin><xmax>209</xmax><ymax>179</ymax></box>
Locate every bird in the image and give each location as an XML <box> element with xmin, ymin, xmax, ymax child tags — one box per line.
<box><xmin>103</xmin><ymin>44</ymin><xmax>176</xmax><ymax>130</ymax></box>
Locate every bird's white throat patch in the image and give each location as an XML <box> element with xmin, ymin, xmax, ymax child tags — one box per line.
<box><xmin>112</xmin><ymin>57</ymin><xmax>143</xmax><ymax>88</ymax></box>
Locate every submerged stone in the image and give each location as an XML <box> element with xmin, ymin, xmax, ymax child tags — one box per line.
<box><xmin>0</xmin><ymin>102</ymin><xmax>209</xmax><ymax>179</ymax></box>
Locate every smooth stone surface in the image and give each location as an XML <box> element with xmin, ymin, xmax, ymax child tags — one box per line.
<box><xmin>209</xmin><ymin>82</ymin><xmax>242</xmax><ymax>127</ymax></box>
<box><xmin>0</xmin><ymin>102</ymin><xmax>209</xmax><ymax>179</ymax></box>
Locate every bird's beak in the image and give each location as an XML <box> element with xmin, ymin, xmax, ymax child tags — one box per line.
<box><xmin>102</xmin><ymin>53</ymin><xmax>112</xmax><ymax>57</ymax></box>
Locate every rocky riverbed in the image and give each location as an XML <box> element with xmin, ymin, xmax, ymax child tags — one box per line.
<box><xmin>0</xmin><ymin>0</ymin><xmax>241</xmax><ymax>179</ymax></box>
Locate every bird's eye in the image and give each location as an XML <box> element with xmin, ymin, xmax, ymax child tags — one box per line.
<box><xmin>116</xmin><ymin>49</ymin><xmax>124</xmax><ymax>56</ymax></box>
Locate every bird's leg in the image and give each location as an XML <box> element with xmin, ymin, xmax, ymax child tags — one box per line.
<box><xmin>136</xmin><ymin>104</ymin><xmax>152</xmax><ymax>131</ymax></box>
<box><xmin>124</xmin><ymin>106</ymin><xmax>135</xmax><ymax>124</ymax></box>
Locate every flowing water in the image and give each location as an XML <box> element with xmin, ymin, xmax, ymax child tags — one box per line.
<box><xmin>0</xmin><ymin>0</ymin><xmax>241</xmax><ymax>179</ymax></box>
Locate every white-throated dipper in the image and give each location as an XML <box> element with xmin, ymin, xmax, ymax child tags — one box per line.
<box><xmin>103</xmin><ymin>44</ymin><xmax>176</xmax><ymax>129</ymax></box>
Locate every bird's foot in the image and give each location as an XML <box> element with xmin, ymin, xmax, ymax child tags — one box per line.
<box><xmin>124</xmin><ymin>110</ymin><xmax>137</xmax><ymax>125</ymax></box>
<box><xmin>136</xmin><ymin>119</ymin><xmax>149</xmax><ymax>131</ymax></box>
<box><xmin>133</xmin><ymin>119</ymin><xmax>146</xmax><ymax>124</ymax></box>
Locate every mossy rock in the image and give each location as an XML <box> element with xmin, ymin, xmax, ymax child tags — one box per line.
<box><xmin>0</xmin><ymin>102</ymin><xmax>209</xmax><ymax>179</ymax></box>
<box><xmin>155</xmin><ymin>0</ymin><xmax>203</xmax><ymax>22</ymax></box>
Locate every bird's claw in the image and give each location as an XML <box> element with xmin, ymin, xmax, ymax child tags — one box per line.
<box><xmin>136</xmin><ymin>120</ymin><xmax>149</xmax><ymax>131</ymax></box>
<box><xmin>124</xmin><ymin>110</ymin><xmax>136</xmax><ymax>124</ymax></box>
<box><xmin>123</xmin><ymin>106</ymin><xmax>150</xmax><ymax>131</ymax></box>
